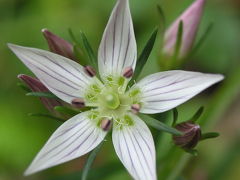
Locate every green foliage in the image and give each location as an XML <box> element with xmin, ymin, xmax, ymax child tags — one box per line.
<box><xmin>139</xmin><ymin>114</ymin><xmax>183</xmax><ymax>136</ymax></box>
<box><xmin>129</xmin><ymin>28</ymin><xmax>158</xmax><ymax>85</ymax></box>
<box><xmin>28</xmin><ymin>113</ymin><xmax>66</xmax><ymax>122</ymax></box>
<box><xmin>81</xmin><ymin>142</ymin><xmax>104</xmax><ymax>180</ymax></box>
<box><xmin>26</xmin><ymin>92</ymin><xmax>58</xmax><ymax>99</ymax></box>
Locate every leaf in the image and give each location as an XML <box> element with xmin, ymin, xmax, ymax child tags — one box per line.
<box><xmin>190</xmin><ymin>22</ymin><xmax>214</xmax><ymax>57</ymax></box>
<box><xmin>17</xmin><ymin>82</ymin><xmax>31</xmax><ymax>92</ymax></box>
<box><xmin>139</xmin><ymin>114</ymin><xmax>183</xmax><ymax>136</ymax></box>
<box><xmin>26</xmin><ymin>92</ymin><xmax>58</xmax><ymax>99</ymax></box>
<box><xmin>80</xmin><ymin>31</ymin><xmax>97</xmax><ymax>69</ymax></box>
<box><xmin>81</xmin><ymin>142</ymin><xmax>104</xmax><ymax>180</ymax></box>
<box><xmin>189</xmin><ymin>106</ymin><xmax>204</xmax><ymax>122</ymax></box>
<box><xmin>130</xmin><ymin>28</ymin><xmax>158</xmax><ymax>85</ymax></box>
<box><xmin>68</xmin><ymin>28</ymin><xmax>80</xmax><ymax>45</ymax></box>
<box><xmin>28</xmin><ymin>113</ymin><xmax>66</xmax><ymax>122</ymax></box>
<box><xmin>172</xmin><ymin>108</ymin><xmax>178</xmax><ymax>126</ymax></box>
<box><xmin>172</xmin><ymin>21</ymin><xmax>183</xmax><ymax>64</ymax></box>
<box><xmin>54</xmin><ymin>106</ymin><xmax>80</xmax><ymax>116</ymax></box>
<box><xmin>156</xmin><ymin>4</ymin><xmax>166</xmax><ymax>32</ymax></box>
<box><xmin>201</xmin><ymin>132</ymin><xmax>220</xmax><ymax>140</ymax></box>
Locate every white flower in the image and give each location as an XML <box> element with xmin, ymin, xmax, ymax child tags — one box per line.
<box><xmin>8</xmin><ymin>0</ymin><xmax>223</xmax><ymax>179</ymax></box>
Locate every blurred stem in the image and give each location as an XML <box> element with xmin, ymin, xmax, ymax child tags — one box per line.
<box><xmin>81</xmin><ymin>142</ymin><xmax>103</xmax><ymax>180</ymax></box>
<box><xmin>209</xmin><ymin>134</ymin><xmax>240</xmax><ymax>180</ymax></box>
<box><xmin>158</xmin><ymin>66</ymin><xmax>240</xmax><ymax>179</ymax></box>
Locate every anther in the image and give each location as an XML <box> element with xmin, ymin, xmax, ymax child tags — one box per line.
<box><xmin>100</xmin><ymin>118</ymin><xmax>112</xmax><ymax>131</ymax></box>
<box><xmin>123</xmin><ymin>67</ymin><xmax>133</xmax><ymax>78</ymax></box>
<box><xmin>84</xmin><ymin>66</ymin><xmax>96</xmax><ymax>77</ymax></box>
<box><xmin>131</xmin><ymin>104</ymin><xmax>141</xmax><ymax>114</ymax></box>
<box><xmin>71</xmin><ymin>98</ymin><xmax>85</xmax><ymax>108</ymax></box>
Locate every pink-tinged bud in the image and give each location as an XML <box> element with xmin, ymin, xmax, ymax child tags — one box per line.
<box><xmin>18</xmin><ymin>74</ymin><xmax>62</xmax><ymax>113</ymax></box>
<box><xmin>173</xmin><ymin>121</ymin><xmax>201</xmax><ymax>149</ymax></box>
<box><xmin>42</xmin><ymin>29</ymin><xmax>75</xmax><ymax>60</ymax></box>
<box><xmin>131</xmin><ymin>104</ymin><xmax>141</xmax><ymax>114</ymax></box>
<box><xmin>163</xmin><ymin>0</ymin><xmax>205</xmax><ymax>58</ymax></box>
<box><xmin>84</xmin><ymin>66</ymin><xmax>96</xmax><ymax>77</ymax></box>
<box><xmin>123</xmin><ymin>67</ymin><xmax>133</xmax><ymax>78</ymax></box>
<box><xmin>71</xmin><ymin>98</ymin><xmax>85</xmax><ymax>108</ymax></box>
<box><xmin>100</xmin><ymin>118</ymin><xmax>112</xmax><ymax>131</ymax></box>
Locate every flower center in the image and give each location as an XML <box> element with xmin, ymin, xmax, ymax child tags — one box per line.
<box><xmin>103</xmin><ymin>92</ymin><xmax>120</xmax><ymax>110</ymax></box>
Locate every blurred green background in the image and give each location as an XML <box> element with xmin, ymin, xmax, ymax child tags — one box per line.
<box><xmin>0</xmin><ymin>0</ymin><xmax>240</xmax><ymax>179</ymax></box>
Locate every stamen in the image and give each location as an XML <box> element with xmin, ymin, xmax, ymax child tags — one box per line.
<box><xmin>131</xmin><ymin>104</ymin><xmax>141</xmax><ymax>114</ymax></box>
<box><xmin>71</xmin><ymin>98</ymin><xmax>85</xmax><ymax>108</ymax></box>
<box><xmin>123</xmin><ymin>67</ymin><xmax>133</xmax><ymax>78</ymax></box>
<box><xmin>84</xmin><ymin>66</ymin><xmax>96</xmax><ymax>77</ymax></box>
<box><xmin>100</xmin><ymin>118</ymin><xmax>112</xmax><ymax>131</ymax></box>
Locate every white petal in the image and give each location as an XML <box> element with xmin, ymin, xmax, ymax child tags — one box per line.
<box><xmin>98</xmin><ymin>0</ymin><xmax>137</xmax><ymax>80</ymax></box>
<box><xmin>8</xmin><ymin>44</ymin><xmax>95</xmax><ymax>103</ymax></box>
<box><xmin>24</xmin><ymin>111</ymin><xmax>107</xmax><ymax>175</ymax></box>
<box><xmin>134</xmin><ymin>70</ymin><xmax>224</xmax><ymax>114</ymax></box>
<box><xmin>112</xmin><ymin>113</ymin><xmax>156</xmax><ymax>180</ymax></box>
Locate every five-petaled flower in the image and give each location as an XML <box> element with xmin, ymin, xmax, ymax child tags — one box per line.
<box><xmin>8</xmin><ymin>0</ymin><xmax>223</xmax><ymax>179</ymax></box>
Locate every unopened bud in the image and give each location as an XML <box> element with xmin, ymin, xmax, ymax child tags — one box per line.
<box><xmin>18</xmin><ymin>74</ymin><xmax>62</xmax><ymax>113</ymax></box>
<box><xmin>100</xmin><ymin>118</ymin><xmax>112</xmax><ymax>131</ymax></box>
<box><xmin>173</xmin><ymin>121</ymin><xmax>201</xmax><ymax>149</ymax></box>
<box><xmin>123</xmin><ymin>67</ymin><xmax>133</xmax><ymax>78</ymax></box>
<box><xmin>131</xmin><ymin>104</ymin><xmax>141</xmax><ymax>114</ymax></box>
<box><xmin>84</xmin><ymin>66</ymin><xmax>96</xmax><ymax>77</ymax></box>
<box><xmin>71</xmin><ymin>98</ymin><xmax>85</xmax><ymax>108</ymax></box>
<box><xmin>42</xmin><ymin>29</ymin><xmax>75</xmax><ymax>60</ymax></box>
<box><xmin>163</xmin><ymin>0</ymin><xmax>205</xmax><ymax>58</ymax></box>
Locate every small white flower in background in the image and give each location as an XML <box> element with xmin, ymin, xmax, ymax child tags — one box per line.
<box><xmin>163</xmin><ymin>0</ymin><xmax>205</xmax><ymax>58</ymax></box>
<box><xmin>8</xmin><ymin>0</ymin><xmax>223</xmax><ymax>179</ymax></box>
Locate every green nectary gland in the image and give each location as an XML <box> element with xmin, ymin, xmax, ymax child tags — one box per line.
<box><xmin>85</xmin><ymin>76</ymin><xmax>142</xmax><ymax>128</ymax></box>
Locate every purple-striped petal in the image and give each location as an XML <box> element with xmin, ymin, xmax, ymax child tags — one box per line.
<box><xmin>112</xmin><ymin>113</ymin><xmax>156</xmax><ymax>180</ymax></box>
<box><xmin>8</xmin><ymin>44</ymin><xmax>95</xmax><ymax>104</ymax></box>
<box><xmin>24</xmin><ymin>111</ymin><xmax>107</xmax><ymax>175</ymax></box>
<box><xmin>98</xmin><ymin>0</ymin><xmax>137</xmax><ymax>81</ymax></box>
<box><xmin>163</xmin><ymin>0</ymin><xmax>205</xmax><ymax>58</ymax></box>
<box><xmin>134</xmin><ymin>70</ymin><xmax>224</xmax><ymax>114</ymax></box>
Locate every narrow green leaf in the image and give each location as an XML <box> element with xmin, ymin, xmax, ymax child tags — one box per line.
<box><xmin>54</xmin><ymin>106</ymin><xmax>80</xmax><ymax>116</ymax></box>
<box><xmin>28</xmin><ymin>113</ymin><xmax>65</xmax><ymax>122</ymax></box>
<box><xmin>17</xmin><ymin>82</ymin><xmax>31</xmax><ymax>92</ymax></box>
<box><xmin>172</xmin><ymin>21</ymin><xmax>183</xmax><ymax>64</ymax></box>
<box><xmin>172</xmin><ymin>108</ymin><xmax>178</xmax><ymax>126</ymax></box>
<box><xmin>189</xmin><ymin>106</ymin><xmax>204</xmax><ymax>122</ymax></box>
<box><xmin>81</xmin><ymin>142</ymin><xmax>104</xmax><ymax>180</ymax></box>
<box><xmin>68</xmin><ymin>28</ymin><xmax>80</xmax><ymax>45</ymax></box>
<box><xmin>26</xmin><ymin>92</ymin><xmax>58</xmax><ymax>99</ymax></box>
<box><xmin>139</xmin><ymin>114</ymin><xmax>183</xmax><ymax>136</ymax></box>
<box><xmin>156</xmin><ymin>4</ymin><xmax>166</xmax><ymax>32</ymax></box>
<box><xmin>80</xmin><ymin>31</ymin><xmax>97</xmax><ymax>69</ymax></box>
<box><xmin>190</xmin><ymin>22</ymin><xmax>214</xmax><ymax>57</ymax></box>
<box><xmin>130</xmin><ymin>28</ymin><xmax>158</xmax><ymax>85</ymax></box>
<box><xmin>201</xmin><ymin>132</ymin><xmax>220</xmax><ymax>140</ymax></box>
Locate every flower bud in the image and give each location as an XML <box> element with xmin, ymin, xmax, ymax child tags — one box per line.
<box><xmin>18</xmin><ymin>74</ymin><xmax>62</xmax><ymax>113</ymax></box>
<box><xmin>42</xmin><ymin>29</ymin><xmax>75</xmax><ymax>60</ymax></box>
<box><xmin>162</xmin><ymin>0</ymin><xmax>205</xmax><ymax>58</ymax></box>
<box><xmin>173</xmin><ymin>121</ymin><xmax>201</xmax><ymax>149</ymax></box>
